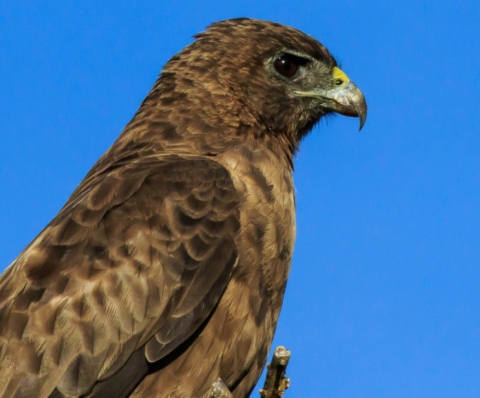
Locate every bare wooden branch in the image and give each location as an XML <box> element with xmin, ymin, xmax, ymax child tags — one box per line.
<box><xmin>259</xmin><ymin>346</ymin><xmax>291</xmax><ymax>398</ymax></box>
<box><xmin>207</xmin><ymin>379</ymin><xmax>234</xmax><ymax>398</ymax></box>
<box><xmin>206</xmin><ymin>346</ymin><xmax>291</xmax><ymax>398</ymax></box>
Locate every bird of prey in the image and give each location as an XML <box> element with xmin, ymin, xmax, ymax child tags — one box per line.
<box><xmin>0</xmin><ymin>18</ymin><xmax>366</xmax><ymax>397</ymax></box>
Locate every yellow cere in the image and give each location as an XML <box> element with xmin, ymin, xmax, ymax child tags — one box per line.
<box><xmin>332</xmin><ymin>67</ymin><xmax>350</xmax><ymax>86</ymax></box>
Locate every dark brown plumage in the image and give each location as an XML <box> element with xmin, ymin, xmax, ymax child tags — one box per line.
<box><xmin>0</xmin><ymin>18</ymin><xmax>366</xmax><ymax>397</ymax></box>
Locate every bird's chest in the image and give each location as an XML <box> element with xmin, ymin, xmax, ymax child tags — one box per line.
<box><xmin>218</xmin><ymin>146</ymin><xmax>296</xmax><ymax>318</ymax></box>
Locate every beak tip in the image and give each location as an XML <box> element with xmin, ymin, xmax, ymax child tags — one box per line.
<box><xmin>358</xmin><ymin>114</ymin><xmax>366</xmax><ymax>131</ymax></box>
<box><xmin>356</xmin><ymin>95</ymin><xmax>367</xmax><ymax>131</ymax></box>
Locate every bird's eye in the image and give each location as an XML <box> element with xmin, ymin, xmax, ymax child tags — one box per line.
<box><xmin>274</xmin><ymin>56</ymin><xmax>298</xmax><ymax>78</ymax></box>
<box><xmin>273</xmin><ymin>53</ymin><xmax>309</xmax><ymax>79</ymax></box>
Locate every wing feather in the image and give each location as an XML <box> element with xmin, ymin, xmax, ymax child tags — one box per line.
<box><xmin>0</xmin><ymin>156</ymin><xmax>241</xmax><ymax>397</ymax></box>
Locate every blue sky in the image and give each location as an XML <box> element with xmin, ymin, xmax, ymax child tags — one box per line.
<box><xmin>1</xmin><ymin>1</ymin><xmax>480</xmax><ymax>397</ymax></box>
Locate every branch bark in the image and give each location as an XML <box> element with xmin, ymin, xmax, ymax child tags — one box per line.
<box><xmin>259</xmin><ymin>346</ymin><xmax>291</xmax><ymax>398</ymax></box>
<box><xmin>208</xmin><ymin>379</ymin><xmax>234</xmax><ymax>398</ymax></box>
<box><xmin>206</xmin><ymin>346</ymin><xmax>291</xmax><ymax>398</ymax></box>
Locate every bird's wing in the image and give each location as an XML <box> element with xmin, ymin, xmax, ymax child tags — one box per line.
<box><xmin>0</xmin><ymin>155</ymin><xmax>241</xmax><ymax>397</ymax></box>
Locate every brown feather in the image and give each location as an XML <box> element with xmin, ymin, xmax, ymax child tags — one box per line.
<box><xmin>0</xmin><ymin>17</ymin><xmax>366</xmax><ymax>398</ymax></box>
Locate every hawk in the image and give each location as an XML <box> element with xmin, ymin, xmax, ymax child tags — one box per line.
<box><xmin>0</xmin><ymin>18</ymin><xmax>366</xmax><ymax>397</ymax></box>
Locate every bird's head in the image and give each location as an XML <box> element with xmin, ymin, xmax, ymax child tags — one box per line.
<box><xmin>194</xmin><ymin>20</ymin><xmax>365</xmax><ymax>132</ymax></box>
<box><xmin>140</xmin><ymin>18</ymin><xmax>366</xmax><ymax>158</ymax></box>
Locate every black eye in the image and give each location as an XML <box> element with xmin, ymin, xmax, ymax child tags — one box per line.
<box><xmin>273</xmin><ymin>53</ymin><xmax>309</xmax><ymax>78</ymax></box>
<box><xmin>274</xmin><ymin>56</ymin><xmax>298</xmax><ymax>78</ymax></box>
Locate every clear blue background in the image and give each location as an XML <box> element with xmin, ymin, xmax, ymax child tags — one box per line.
<box><xmin>1</xmin><ymin>1</ymin><xmax>480</xmax><ymax>397</ymax></box>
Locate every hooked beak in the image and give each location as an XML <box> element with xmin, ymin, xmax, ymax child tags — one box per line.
<box><xmin>295</xmin><ymin>67</ymin><xmax>367</xmax><ymax>131</ymax></box>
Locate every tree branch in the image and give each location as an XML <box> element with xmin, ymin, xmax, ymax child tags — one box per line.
<box><xmin>259</xmin><ymin>346</ymin><xmax>291</xmax><ymax>398</ymax></box>
<box><xmin>207</xmin><ymin>379</ymin><xmax>234</xmax><ymax>398</ymax></box>
<box><xmin>206</xmin><ymin>346</ymin><xmax>291</xmax><ymax>398</ymax></box>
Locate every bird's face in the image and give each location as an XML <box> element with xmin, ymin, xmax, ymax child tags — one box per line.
<box><xmin>191</xmin><ymin>19</ymin><xmax>367</xmax><ymax>143</ymax></box>
<box><xmin>266</xmin><ymin>50</ymin><xmax>367</xmax><ymax>131</ymax></box>
<box><xmin>158</xmin><ymin>19</ymin><xmax>367</xmax><ymax>155</ymax></box>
